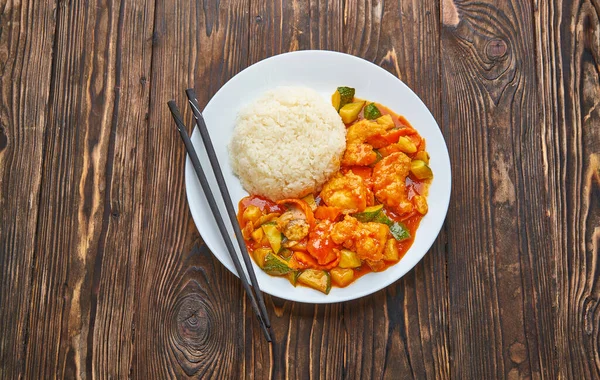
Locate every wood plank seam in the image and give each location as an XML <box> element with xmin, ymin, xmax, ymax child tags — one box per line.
<box><xmin>127</xmin><ymin>0</ymin><xmax>159</xmax><ymax>373</ymax></box>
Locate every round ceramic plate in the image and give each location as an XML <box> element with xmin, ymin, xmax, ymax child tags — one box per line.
<box><xmin>185</xmin><ymin>50</ymin><xmax>451</xmax><ymax>303</ymax></box>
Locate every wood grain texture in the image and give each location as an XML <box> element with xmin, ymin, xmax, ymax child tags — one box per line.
<box><xmin>89</xmin><ymin>0</ymin><xmax>155</xmax><ymax>377</ymax></box>
<box><xmin>22</xmin><ymin>0</ymin><xmax>121</xmax><ymax>376</ymax></box>
<box><xmin>441</xmin><ymin>0</ymin><xmax>555</xmax><ymax>378</ymax></box>
<box><xmin>131</xmin><ymin>0</ymin><xmax>251</xmax><ymax>377</ymax></box>
<box><xmin>2</xmin><ymin>0</ymin><xmax>598</xmax><ymax>378</ymax></box>
<box><xmin>0</xmin><ymin>0</ymin><xmax>57</xmax><ymax>377</ymax></box>
<box><xmin>535</xmin><ymin>0</ymin><xmax>600</xmax><ymax>378</ymax></box>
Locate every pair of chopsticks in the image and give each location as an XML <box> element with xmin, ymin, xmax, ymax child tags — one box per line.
<box><xmin>167</xmin><ymin>89</ymin><xmax>272</xmax><ymax>342</ymax></box>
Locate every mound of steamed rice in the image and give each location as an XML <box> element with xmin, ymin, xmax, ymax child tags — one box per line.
<box><xmin>229</xmin><ymin>86</ymin><xmax>346</xmax><ymax>201</ymax></box>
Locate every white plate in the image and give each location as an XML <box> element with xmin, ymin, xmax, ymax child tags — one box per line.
<box><xmin>185</xmin><ymin>50</ymin><xmax>451</xmax><ymax>303</ymax></box>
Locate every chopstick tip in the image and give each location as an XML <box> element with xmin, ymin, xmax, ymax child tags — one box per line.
<box><xmin>167</xmin><ymin>101</ymin><xmax>185</xmax><ymax>132</ymax></box>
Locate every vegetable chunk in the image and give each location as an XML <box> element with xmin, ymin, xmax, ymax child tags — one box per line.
<box><xmin>330</xmin><ymin>268</ymin><xmax>354</xmax><ymax>287</ymax></box>
<box><xmin>376</xmin><ymin>114</ymin><xmax>395</xmax><ymax>128</ymax></box>
<box><xmin>332</xmin><ymin>90</ymin><xmax>342</xmax><ymax>111</ymax></box>
<box><xmin>298</xmin><ymin>269</ymin><xmax>331</xmax><ymax>294</ymax></box>
<box><xmin>261</xmin><ymin>223</ymin><xmax>283</xmax><ymax>253</ymax></box>
<box><xmin>339</xmin><ymin>249</ymin><xmax>361</xmax><ymax>268</ymax></box>
<box><xmin>263</xmin><ymin>253</ymin><xmax>293</xmax><ymax>275</ymax></box>
<box><xmin>410</xmin><ymin>160</ymin><xmax>433</xmax><ymax>179</ymax></box>
<box><xmin>364</xmin><ymin>103</ymin><xmax>382</xmax><ymax>120</ymax></box>
<box><xmin>339</xmin><ymin>101</ymin><xmax>365</xmax><ymax>124</ymax></box>
<box><xmin>383</xmin><ymin>239</ymin><xmax>399</xmax><ymax>261</ymax></box>
<box><xmin>337</xmin><ymin>86</ymin><xmax>355</xmax><ymax>108</ymax></box>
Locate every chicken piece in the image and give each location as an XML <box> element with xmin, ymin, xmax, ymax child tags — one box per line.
<box><xmin>277</xmin><ymin>210</ymin><xmax>310</xmax><ymax>241</ymax></box>
<box><xmin>320</xmin><ymin>172</ymin><xmax>368</xmax><ymax>213</ymax></box>
<box><xmin>277</xmin><ymin>209</ymin><xmax>303</xmax><ymax>229</ymax></box>
<box><xmin>372</xmin><ymin>152</ymin><xmax>413</xmax><ymax>215</ymax></box>
<box><xmin>330</xmin><ymin>215</ymin><xmax>389</xmax><ymax>261</ymax></box>
<box><xmin>283</xmin><ymin>219</ymin><xmax>310</xmax><ymax>241</ymax></box>
<box><xmin>342</xmin><ymin>143</ymin><xmax>378</xmax><ymax>166</ymax></box>
<box><xmin>346</xmin><ymin>119</ymin><xmax>393</xmax><ymax>145</ymax></box>
<box><xmin>343</xmin><ymin>119</ymin><xmax>395</xmax><ymax>166</ymax></box>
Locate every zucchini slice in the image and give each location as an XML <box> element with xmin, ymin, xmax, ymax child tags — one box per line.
<box><xmin>363</xmin><ymin>103</ymin><xmax>382</xmax><ymax>120</ymax></box>
<box><xmin>261</xmin><ymin>223</ymin><xmax>283</xmax><ymax>253</ymax></box>
<box><xmin>286</xmin><ymin>270</ymin><xmax>301</xmax><ymax>286</ymax></box>
<box><xmin>373</xmin><ymin>213</ymin><xmax>411</xmax><ymax>241</ymax></box>
<box><xmin>410</xmin><ymin>160</ymin><xmax>433</xmax><ymax>179</ymax></box>
<box><xmin>337</xmin><ymin>86</ymin><xmax>355</xmax><ymax>108</ymax></box>
<box><xmin>353</xmin><ymin>206</ymin><xmax>411</xmax><ymax>241</ymax></box>
<box><xmin>263</xmin><ymin>253</ymin><xmax>293</xmax><ymax>276</ymax></box>
<box><xmin>352</xmin><ymin>205</ymin><xmax>383</xmax><ymax>222</ymax></box>
<box><xmin>297</xmin><ymin>269</ymin><xmax>331</xmax><ymax>294</ymax></box>
<box><xmin>252</xmin><ymin>248</ymin><xmax>272</xmax><ymax>269</ymax></box>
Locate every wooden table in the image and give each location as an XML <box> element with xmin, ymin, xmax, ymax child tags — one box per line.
<box><xmin>1</xmin><ymin>0</ymin><xmax>598</xmax><ymax>378</ymax></box>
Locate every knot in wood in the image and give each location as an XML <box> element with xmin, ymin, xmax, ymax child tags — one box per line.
<box><xmin>485</xmin><ymin>38</ymin><xmax>508</xmax><ymax>60</ymax></box>
<box><xmin>175</xmin><ymin>294</ymin><xmax>210</xmax><ymax>348</ymax></box>
<box><xmin>509</xmin><ymin>342</ymin><xmax>527</xmax><ymax>364</ymax></box>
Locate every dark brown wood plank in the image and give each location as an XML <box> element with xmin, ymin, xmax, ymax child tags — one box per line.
<box><xmin>19</xmin><ymin>0</ymin><xmax>155</xmax><ymax>377</ymax></box>
<box><xmin>0</xmin><ymin>0</ymin><xmax>57</xmax><ymax>377</ymax></box>
<box><xmin>441</xmin><ymin>0</ymin><xmax>556</xmax><ymax>378</ymax></box>
<box><xmin>132</xmin><ymin>0</ymin><xmax>250</xmax><ymax>377</ymax></box>
<box><xmin>246</xmin><ymin>0</ymin><xmax>448</xmax><ymax>379</ymax></box>
<box><xmin>23</xmin><ymin>0</ymin><xmax>116</xmax><ymax>375</ymax></box>
<box><xmin>89</xmin><ymin>0</ymin><xmax>155</xmax><ymax>377</ymax></box>
<box><xmin>534</xmin><ymin>1</ymin><xmax>600</xmax><ymax>378</ymax></box>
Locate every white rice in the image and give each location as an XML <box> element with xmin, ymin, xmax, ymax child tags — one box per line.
<box><xmin>229</xmin><ymin>86</ymin><xmax>346</xmax><ymax>201</ymax></box>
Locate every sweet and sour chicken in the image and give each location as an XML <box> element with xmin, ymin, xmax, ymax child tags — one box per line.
<box><xmin>237</xmin><ymin>87</ymin><xmax>434</xmax><ymax>294</ymax></box>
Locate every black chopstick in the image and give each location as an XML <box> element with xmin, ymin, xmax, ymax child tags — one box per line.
<box><xmin>167</xmin><ymin>101</ymin><xmax>272</xmax><ymax>342</ymax></box>
<box><xmin>184</xmin><ymin>89</ymin><xmax>272</xmax><ymax>329</ymax></box>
